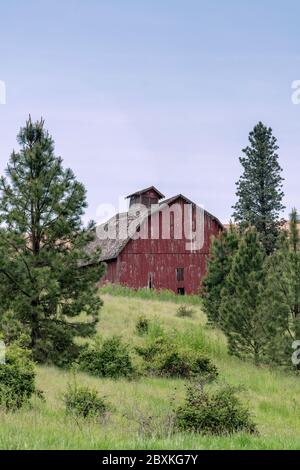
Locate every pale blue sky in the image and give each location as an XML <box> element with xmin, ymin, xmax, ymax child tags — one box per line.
<box><xmin>0</xmin><ymin>0</ymin><xmax>300</xmax><ymax>223</ymax></box>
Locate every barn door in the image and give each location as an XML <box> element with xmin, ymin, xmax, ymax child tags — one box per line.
<box><xmin>148</xmin><ymin>272</ymin><xmax>153</xmax><ymax>289</ymax></box>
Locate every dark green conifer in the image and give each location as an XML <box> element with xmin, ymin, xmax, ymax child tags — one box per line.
<box><xmin>0</xmin><ymin>117</ymin><xmax>105</xmax><ymax>365</ymax></box>
<box><xmin>263</xmin><ymin>209</ymin><xmax>300</xmax><ymax>365</ymax></box>
<box><xmin>202</xmin><ymin>224</ymin><xmax>240</xmax><ymax>326</ymax></box>
<box><xmin>220</xmin><ymin>229</ymin><xmax>268</xmax><ymax>364</ymax></box>
<box><xmin>232</xmin><ymin>122</ymin><xmax>285</xmax><ymax>254</ymax></box>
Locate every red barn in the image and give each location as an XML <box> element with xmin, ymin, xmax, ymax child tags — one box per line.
<box><xmin>91</xmin><ymin>186</ymin><xmax>223</xmax><ymax>295</ymax></box>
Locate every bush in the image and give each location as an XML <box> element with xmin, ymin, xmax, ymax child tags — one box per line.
<box><xmin>78</xmin><ymin>336</ymin><xmax>134</xmax><ymax>378</ymax></box>
<box><xmin>136</xmin><ymin>337</ymin><xmax>218</xmax><ymax>379</ymax></box>
<box><xmin>0</xmin><ymin>344</ymin><xmax>36</xmax><ymax>410</ymax></box>
<box><xmin>176</xmin><ymin>381</ymin><xmax>257</xmax><ymax>435</ymax></box>
<box><xmin>135</xmin><ymin>316</ymin><xmax>150</xmax><ymax>335</ymax></box>
<box><xmin>157</xmin><ymin>350</ymin><xmax>218</xmax><ymax>379</ymax></box>
<box><xmin>158</xmin><ymin>351</ymin><xmax>191</xmax><ymax>377</ymax></box>
<box><xmin>33</xmin><ymin>322</ymin><xmax>82</xmax><ymax>368</ymax></box>
<box><xmin>135</xmin><ymin>337</ymin><xmax>168</xmax><ymax>362</ymax></box>
<box><xmin>176</xmin><ymin>305</ymin><xmax>195</xmax><ymax>318</ymax></box>
<box><xmin>64</xmin><ymin>383</ymin><xmax>108</xmax><ymax>419</ymax></box>
<box><xmin>0</xmin><ymin>310</ymin><xmax>31</xmax><ymax>347</ymax></box>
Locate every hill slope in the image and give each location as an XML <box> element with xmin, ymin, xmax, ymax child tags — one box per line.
<box><xmin>0</xmin><ymin>293</ymin><xmax>300</xmax><ymax>450</ymax></box>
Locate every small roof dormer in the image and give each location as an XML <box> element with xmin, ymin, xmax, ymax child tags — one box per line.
<box><xmin>126</xmin><ymin>186</ymin><xmax>165</xmax><ymax>209</ymax></box>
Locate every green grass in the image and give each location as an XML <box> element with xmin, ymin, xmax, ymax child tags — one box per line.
<box><xmin>100</xmin><ymin>283</ymin><xmax>202</xmax><ymax>305</ymax></box>
<box><xmin>0</xmin><ymin>293</ymin><xmax>300</xmax><ymax>449</ymax></box>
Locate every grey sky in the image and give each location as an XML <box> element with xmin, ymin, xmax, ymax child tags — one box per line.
<box><xmin>0</xmin><ymin>0</ymin><xmax>299</xmax><ymax>224</ymax></box>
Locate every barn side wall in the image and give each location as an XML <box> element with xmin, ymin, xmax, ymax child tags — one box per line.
<box><xmin>100</xmin><ymin>258</ymin><xmax>118</xmax><ymax>285</ymax></box>
<box><xmin>117</xmin><ymin>252</ymin><xmax>207</xmax><ymax>294</ymax></box>
<box><xmin>100</xmin><ymin>199</ymin><xmax>222</xmax><ymax>294</ymax></box>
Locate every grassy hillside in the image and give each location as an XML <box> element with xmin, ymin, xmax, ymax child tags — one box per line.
<box><xmin>0</xmin><ymin>293</ymin><xmax>300</xmax><ymax>450</ymax></box>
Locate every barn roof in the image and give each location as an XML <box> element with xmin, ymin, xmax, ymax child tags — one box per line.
<box><xmin>89</xmin><ymin>192</ymin><xmax>223</xmax><ymax>262</ymax></box>
<box><xmin>160</xmin><ymin>194</ymin><xmax>195</xmax><ymax>206</ymax></box>
<box><xmin>126</xmin><ymin>186</ymin><xmax>165</xmax><ymax>199</ymax></box>
<box><xmin>87</xmin><ymin>212</ymin><xmax>130</xmax><ymax>262</ymax></box>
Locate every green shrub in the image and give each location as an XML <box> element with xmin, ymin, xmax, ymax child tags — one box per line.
<box><xmin>176</xmin><ymin>381</ymin><xmax>257</xmax><ymax>435</ymax></box>
<box><xmin>135</xmin><ymin>337</ymin><xmax>168</xmax><ymax>362</ymax></box>
<box><xmin>0</xmin><ymin>344</ymin><xmax>36</xmax><ymax>410</ymax></box>
<box><xmin>33</xmin><ymin>322</ymin><xmax>82</xmax><ymax>368</ymax></box>
<box><xmin>136</xmin><ymin>337</ymin><xmax>218</xmax><ymax>379</ymax></box>
<box><xmin>157</xmin><ymin>350</ymin><xmax>218</xmax><ymax>379</ymax></box>
<box><xmin>135</xmin><ymin>316</ymin><xmax>150</xmax><ymax>335</ymax></box>
<box><xmin>176</xmin><ymin>305</ymin><xmax>195</xmax><ymax>318</ymax></box>
<box><xmin>64</xmin><ymin>383</ymin><xmax>108</xmax><ymax>419</ymax></box>
<box><xmin>79</xmin><ymin>336</ymin><xmax>134</xmax><ymax>378</ymax></box>
<box><xmin>158</xmin><ymin>351</ymin><xmax>191</xmax><ymax>377</ymax></box>
<box><xmin>0</xmin><ymin>310</ymin><xmax>31</xmax><ymax>347</ymax></box>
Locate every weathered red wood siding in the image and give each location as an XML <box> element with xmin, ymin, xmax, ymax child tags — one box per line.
<box><xmin>102</xmin><ymin>259</ymin><xmax>118</xmax><ymax>284</ymax></box>
<box><xmin>100</xmin><ymin>197</ymin><xmax>222</xmax><ymax>294</ymax></box>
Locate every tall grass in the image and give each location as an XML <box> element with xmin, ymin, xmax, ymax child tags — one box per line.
<box><xmin>1</xmin><ymin>294</ymin><xmax>300</xmax><ymax>449</ymax></box>
<box><xmin>100</xmin><ymin>283</ymin><xmax>202</xmax><ymax>305</ymax></box>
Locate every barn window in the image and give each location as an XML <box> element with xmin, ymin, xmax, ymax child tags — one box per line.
<box><xmin>141</xmin><ymin>196</ymin><xmax>148</xmax><ymax>206</ymax></box>
<box><xmin>176</xmin><ymin>267</ymin><xmax>184</xmax><ymax>282</ymax></box>
<box><xmin>170</xmin><ymin>212</ymin><xmax>174</xmax><ymax>238</ymax></box>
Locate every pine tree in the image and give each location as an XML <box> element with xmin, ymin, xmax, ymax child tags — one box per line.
<box><xmin>263</xmin><ymin>209</ymin><xmax>300</xmax><ymax>365</ymax></box>
<box><xmin>232</xmin><ymin>122</ymin><xmax>285</xmax><ymax>254</ymax></box>
<box><xmin>0</xmin><ymin>117</ymin><xmax>105</xmax><ymax>365</ymax></box>
<box><xmin>202</xmin><ymin>225</ymin><xmax>240</xmax><ymax>326</ymax></box>
<box><xmin>220</xmin><ymin>229</ymin><xmax>269</xmax><ymax>364</ymax></box>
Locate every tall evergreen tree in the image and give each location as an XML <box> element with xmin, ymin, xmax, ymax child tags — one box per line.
<box><xmin>202</xmin><ymin>224</ymin><xmax>240</xmax><ymax>326</ymax></box>
<box><xmin>263</xmin><ymin>209</ymin><xmax>300</xmax><ymax>364</ymax></box>
<box><xmin>232</xmin><ymin>122</ymin><xmax>285</xmax><ymax>254</ymax></box>
<box><xmin>0</xmin><ymin>117</ymin><xmax>105</xmax><ymax>365</ymax></box>
<box><xmin>220</xmin><ymin>229</ymin><xmax>269</xmax><ymax>364</ymax></box>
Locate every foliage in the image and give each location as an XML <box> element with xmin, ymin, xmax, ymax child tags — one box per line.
<box><xmin>78</xmin><ymin>336</ymin><xmax>134</xmax><ymax>378</ymax></box>
<box><xmin>135</xmin><ymin>315</ymin><xmax>150</xmax><ymax>335</ymax></box>
<box><xmin>175</xmin><ymin>380</ymin><xmax>257</xmax><ymax>435</ymax></box>
<box><xmin>262</xmin><ymin>209</ymin><xmax>300</xmax><ymax>365</ymax></box>
<box><xmin>202</xmin><ymin>225</ymin><xmax>240</xmax><ymax>326</ymax></box>
<box><xmin>0</xmin><ymin>344</ymin><xmax>36</xmax><ymax>410</ymax></box>
<box><xmin>64</xmin><ymin>382</ymin><xmax>108</xmax><ymax>419</ymax></box>
<box><xmin>135</xmin><ymin>336</ymin><xmax>218</xmax><ymax>379</ymax></box>
<box><xmin>220</xmin><ymin>229</ymin><xmax>271</xmax><ymax>364</ymax></box>
<box><xmin>176</xmin><ymin>305</ymin><xmax>194</xmax><ymax>318</ymax></box>
<box><xmin>232</xmin><ymin>121</ymin><xmax>285</xmax><ymax>254</ymax></box>
<box><xmin>0</xmin><ymin>117</ymin><xmax>105</xmax><ymax>364</ymax></box>
<box><xmin>0</xmin><ymin>310</ymin><xmax>31</xmax><ymax>347</ymax></box>
<box><xmin>135</xmin><ymin>336</ymin><xmax>168</xmax><ymax>362</ymax></box>
<box><xmin>32</xmin><ymin>321</ymin><xmax>83</xmax><ymax>367</ymax></box>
